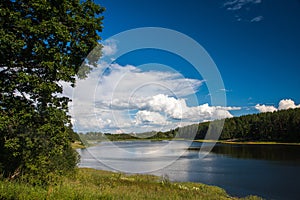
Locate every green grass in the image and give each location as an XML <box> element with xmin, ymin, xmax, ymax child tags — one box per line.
<box><xmin>0</xmin><ymin>168</ymin><xmax>263</xmax><ymax>200</ymax></box>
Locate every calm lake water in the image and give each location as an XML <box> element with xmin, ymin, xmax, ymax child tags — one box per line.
<box><xmin>77</xmin><ymin>141</ymin><xmax>300</xmax><ymax>199</ymax></box>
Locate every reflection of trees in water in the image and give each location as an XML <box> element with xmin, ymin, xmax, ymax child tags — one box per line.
<box><xmin>211</xmin><ymin>144</ymin><xmax>300</xmax><ymax>162</ymax></box>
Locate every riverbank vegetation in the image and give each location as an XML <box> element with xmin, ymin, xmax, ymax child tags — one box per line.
<box><xmin>0</xmin><ymin>168</ymin><xmax>262</xmax><ymax>200</ymax></box>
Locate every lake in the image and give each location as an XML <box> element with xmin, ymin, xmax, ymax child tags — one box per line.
<box><xmin>77</xmin><ymin>140</ymin><xmax>300</xmax><ymax>199</ymax></box>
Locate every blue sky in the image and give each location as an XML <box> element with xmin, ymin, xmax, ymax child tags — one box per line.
<box><xmin>69</xmin><ymin>0</ymin><xmax>300</xmax><ymax>133</ymax></box>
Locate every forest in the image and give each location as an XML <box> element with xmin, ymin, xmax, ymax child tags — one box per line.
<box><xmin>167</xmin><ymin>107</ymin><xmax>300</xmax><ymax>142</ymax></box>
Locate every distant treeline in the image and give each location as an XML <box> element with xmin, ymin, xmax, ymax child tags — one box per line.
<box><xmin>220</xmin><ymin>107</ymin><xmax>300</xmax><ymax>141</ymax></box>
<box><xmin>170</xmin><ymin>108</ymin><xmax>300</xmax><ymax>142</ymax></box>
<box><xmin>78</xmin><ymin>108</ymin><xmax>300</xmax><ymax>142</ymax></box>
<box><xmin>79</xmin><ymin>132</ymin><xmax>137</xmax><ymax>142</ymax></box>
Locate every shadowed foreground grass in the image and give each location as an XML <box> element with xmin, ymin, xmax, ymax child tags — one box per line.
<box><xmin>0</xmin><ymin>168</ymin><xmax>262</xmax><ymax>200</ymax></box>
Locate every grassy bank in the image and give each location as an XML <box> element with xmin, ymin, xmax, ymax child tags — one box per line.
<box><xmin>193</xmin><ymin>139</ymin><xmax>300</xmax><ymax>145</ymax></box>
<box><xmin>0</xmin><ymin>168</ymin><xmax>262</xmax><ymax>200</ymax></box>
<box><xmin>75</xmin><ymin>139</ymin><xmax>300</xmax><ymax>147</ymax></box>
<box><xmin>219</xmin><ymin>141</ymin><xmax>300</xmax><ymax>145</ymax></box>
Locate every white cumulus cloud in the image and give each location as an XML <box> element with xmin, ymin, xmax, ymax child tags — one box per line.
<box><xmin>99</xmin><ymin>94</ymin><xmax>240</xmax><ymax>122</ymax></box>
<box><xmin>278</xmin><ymin>99</ymin><xmax>300</xmax><ymax>110</ymax></box>
<box><xmin>255</xmin><ymin>104</ymin><xmax>277</xmax><ymax>113</ymax></box>
<box><xmin>255</xmin><ymin>99</ymin><xmax>300</xmax><ymax>113</ymax></box>
<box><xmin>144</xmin><ymin>94</ymin><xmax>187</xmax><ymax>119</ymax></box>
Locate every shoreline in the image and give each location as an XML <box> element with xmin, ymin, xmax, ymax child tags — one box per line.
<box><xmin>73</xmin><ymin>139</ymin><xmax>300</xmax><ymax>149</ymax></box>
<box><xmin>193</xmin><ymin>139</ymin><xmax>300</xmax><ymax>146</ymax></box>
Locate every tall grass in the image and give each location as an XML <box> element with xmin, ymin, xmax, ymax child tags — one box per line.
<box><xmin>0</xmin><ymin>168</ymin><xmax>263</xmax><ymax>200</ymax></box>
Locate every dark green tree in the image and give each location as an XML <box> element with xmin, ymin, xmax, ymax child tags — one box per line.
<box><xmin>0</xmin><ymin>0</ymin><xmax>104</xmax><ymax>184</ymax></box>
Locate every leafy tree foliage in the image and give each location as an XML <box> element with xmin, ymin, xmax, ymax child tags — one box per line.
<box><xmin>0</xmin><ymin>0</ymin><xmax>104</xmax><ymax>184</ymax></box>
